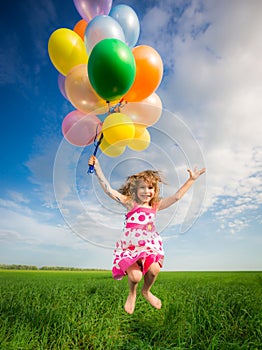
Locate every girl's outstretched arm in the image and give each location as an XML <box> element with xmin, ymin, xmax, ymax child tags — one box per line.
<box><xmin>158</xmin><ymin>167</ymin><xmax>206</xmax><ymax>211</ymax></box>
<box><xmin>88</xmin><ymin>156</ymin><xmax>127</xmax><ymax>206</ymax></box>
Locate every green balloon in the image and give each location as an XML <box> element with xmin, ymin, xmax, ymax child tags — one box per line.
<box><xmin>88</xmin><ymin>38</ymin><xmax>136</xmax><ymax>101</ymax></box>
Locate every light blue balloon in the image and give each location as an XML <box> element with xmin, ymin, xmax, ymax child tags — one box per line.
<box><xmin>110</xmin><ymin>4</ymin><xmax>140</xmax><ymax>48</ymax></box>
<box><xmin>84</xmin><ymin>15</ymin><xmax>125</xmax><ymax>55</ymax></box>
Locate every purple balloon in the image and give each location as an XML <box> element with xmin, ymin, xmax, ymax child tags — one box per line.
<box><xmin>58</xmin><ymin>74</ymin><xmax>67</xmax><ymax>99</ymax></box>
<box><xmin>73</xmin><ymin>0</ymin><xmax>113</xmax><ymax>22</ymax></box>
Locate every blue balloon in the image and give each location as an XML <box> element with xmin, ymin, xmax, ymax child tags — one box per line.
<box><xmin>110</xmin><ymin>5</ymin><xmax>140</xmax><ymax>48</ymax></box>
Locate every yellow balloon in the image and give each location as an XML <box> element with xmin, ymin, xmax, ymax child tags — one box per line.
<box><xmin>102</xmin><ymin>113</ymin><xmax>135</xmax><ymax>145</ymax></box>
<box><xmin>132</xmin><ymin>124</ymin><xmax>146</xmax><ymax>137</ymax></box>
<box><xmin>128</xmin><ymin>126</ymin><xmax>151</xmax><ymax>151</ymax></box>
<box><xmin>48</xmin><ymin>28</ymin><xmax>88</xmax><ymax>76</ymax></box>
<box><xmin>99</xmin><ymin>138</ymin><xmax>126</xmax><ymax>157</ymax></box>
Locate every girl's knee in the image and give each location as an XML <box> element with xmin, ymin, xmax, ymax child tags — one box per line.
<box><xmin>127</xmin><ymin>264</ymin><xmax>143</xmax><ymax>283</ymax></box>
<box><xmin>147</xmin><ymin>262</ymin><xmax>160</xmax><ymax>277</ymax></box>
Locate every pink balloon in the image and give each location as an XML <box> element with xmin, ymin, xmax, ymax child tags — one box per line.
<box><xmin>65</xmin><ymin>64</ymin><xmax>108</xmax><ymax>114</ymax></box>
<box><xmin>73</xmin><ymin>0</ymin><xmax>112</xmax><ymax>22</ymax></box>
<box><xmin>58</xmin><ymin>74</ymin><xmax>67</xmax><ymax>99</ymax></box>
<box><xmin>62</xmin><ymin>110</ymin><xmax>102</xmax><ymax>146</ymax></box>
<box><xmin>121</xmin><ymin>93</ymin><xmax>163</xmax><ymax>127</ymax></box>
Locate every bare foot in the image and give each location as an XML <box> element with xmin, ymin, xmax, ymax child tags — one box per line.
<box><xmin>124</xmin><ymin>292</ymin><xmax>136</xmax><ymax>314</ymax></box>
<box><xmin>142</xmin><ymin>290</ymin><xmax>162</xmax><ymax>309</ymax></box>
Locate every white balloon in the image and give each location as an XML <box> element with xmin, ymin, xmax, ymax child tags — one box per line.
<box><xmin>84</xmin><ymin>15</ymin><xmax>125</xmax><ymax>55</ymax></box>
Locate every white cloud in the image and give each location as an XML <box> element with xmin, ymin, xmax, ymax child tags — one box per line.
<box><xmin>0</xmin><ymin>194</ymin><xmax>114</xmax><ymax>268</ymax></box>
<box><xmin>140</xmin><ymin>0</ymin><xmax>262</xmax><ymax>234</ymax></box>
<box><xmin>7</xmin><ymin>191</ymin><xmax>30</xmax><ymax>204</ymax></box>
<box><xmin>0</xmin><ymin>199</ymin><xmax>67</xmax><ymax>246</ymax></box>
<box><xmin>0</xmin><ymin>229</ymin><xmax>22</xmax><ymax>243</ymax></box>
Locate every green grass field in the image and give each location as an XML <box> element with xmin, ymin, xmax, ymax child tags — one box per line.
<box><xmin>0</xmin><ymin>270</ymin><xmax>261</xmax><ymax>349</ymax></box>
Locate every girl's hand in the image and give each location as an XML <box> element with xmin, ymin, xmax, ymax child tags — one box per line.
<box><xmin>88</xmin><ymin>155</ymin><xmax>96</xmax><ymax>167</ymax></box>
<box><xmin>187</xmin><ymin>167</ymin><xmax>206</xmax><ymax>180</ymax></box>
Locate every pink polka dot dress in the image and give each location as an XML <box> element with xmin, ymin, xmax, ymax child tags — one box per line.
<box><xmin>112</xmin><ymin>203</ymin><xmax>164</xmax><ymax>280</ymax></box>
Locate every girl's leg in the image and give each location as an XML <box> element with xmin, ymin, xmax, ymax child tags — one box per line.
<box><xmin>124</xmin><ymin>262</ymin><xmax>143</xmax><ymax>314</ymax></box>
<box><xmin>141</xmin><ymin>262</ymin><xmax>161</xmax><ymax>309</ymax></box>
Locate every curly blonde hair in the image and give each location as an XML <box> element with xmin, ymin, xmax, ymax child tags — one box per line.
<box><xmin>119</xmin><ymin>170</ymin><xmax>163</xmax><ymax>207</ymax></box>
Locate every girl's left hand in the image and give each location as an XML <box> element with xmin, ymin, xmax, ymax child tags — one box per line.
<box><xmin>187</xmin><ymin>167</ymin><xmax>206</xmax><ymax>180</ymax></box>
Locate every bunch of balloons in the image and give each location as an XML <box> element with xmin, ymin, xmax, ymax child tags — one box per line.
<box><xmin>48</xmin><ymin>0</ymin><xmax>164</xmax><ymax>157</ymax></box>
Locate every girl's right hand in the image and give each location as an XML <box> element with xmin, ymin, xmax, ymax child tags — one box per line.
<box><xmin>88</xmin><ymin>155</ymin><xmax>96</xmax><ymax>167</ymax></box>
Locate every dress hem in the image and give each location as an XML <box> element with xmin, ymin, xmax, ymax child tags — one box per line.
<box><xmin>112</xmin><ymin>252</ymin><xmax>164</xmax><ymax>280</ymax></box>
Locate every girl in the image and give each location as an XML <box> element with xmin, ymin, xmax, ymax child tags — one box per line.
<box><xmin>88</xmin><ymin>155</ymin><xmax>205</xmax><ymax>314</ymax></box>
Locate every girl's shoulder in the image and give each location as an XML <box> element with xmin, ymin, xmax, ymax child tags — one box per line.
<box><xmin>124</xmin><ymin>199</ymin><xmax>135</xmax><ymax>212</ymax></box>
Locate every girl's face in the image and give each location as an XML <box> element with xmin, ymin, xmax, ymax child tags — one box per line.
<box><xmin>136</xmin><ymin>181</ymin><xmax>155</xmax><ymax>205</ymax></box>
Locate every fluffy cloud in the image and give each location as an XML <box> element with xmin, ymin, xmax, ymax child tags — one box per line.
<box><xmin>138</xmin><ymin>0</ymin><xmax>262</xmax><ymax>233</ymax></box>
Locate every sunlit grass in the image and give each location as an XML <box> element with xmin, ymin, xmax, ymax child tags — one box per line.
<box><xmin>0</xmin><ymin>270</ymin><xmax>261</xmax><ymax>349</ymax></box>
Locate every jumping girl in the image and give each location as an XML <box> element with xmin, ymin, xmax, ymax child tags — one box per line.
<box><xmin>88</xmin><ymin>155</ymin><xmax>205</xmax><ymax>314</ymax></box>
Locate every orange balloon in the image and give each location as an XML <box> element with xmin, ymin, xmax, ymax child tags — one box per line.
<box><xmin>73</xmin><ymin>19</ymin><xmax>88</xmax><ymax>40</ymax></box>
<box><xmin>65</xmin><ymin>64</ymin><xmax>109</xmax><ymax>114</ymax></box>
<box><xmin>123</xmin><ymin>45</ymin><xmax>163</xmax><ymax>102</ymax></box>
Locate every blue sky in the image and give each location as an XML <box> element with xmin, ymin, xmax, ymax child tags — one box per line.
<box><xmin>0</xmin><ymin>0</ymin><xmax>261</xmax><ymax>271</ymax></box>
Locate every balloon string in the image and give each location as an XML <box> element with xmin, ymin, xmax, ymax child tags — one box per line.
<box><xmin>108</xmin><ymin>98</ymin><xmax>126</xmax><ymax>114</ymax></box>
<box><xmin>87</xmin><ymin>98</ymin><xmax>126</xmax><ymax>174</ymax></box>
<box><xmin>87</xmin><ymin>133</ymin><xmax>103</xmax><ymax>174</ymax></box>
